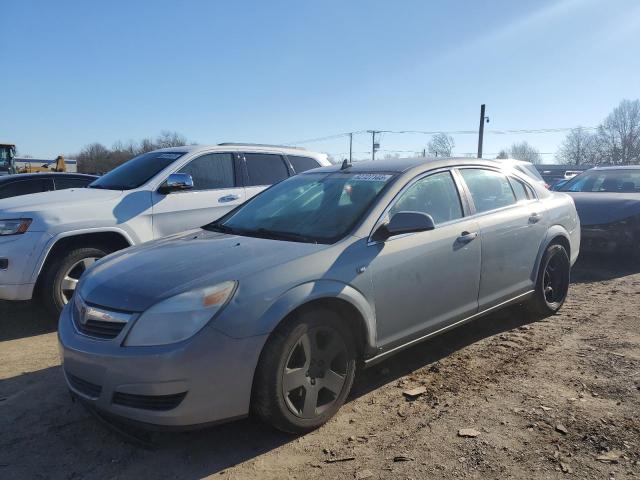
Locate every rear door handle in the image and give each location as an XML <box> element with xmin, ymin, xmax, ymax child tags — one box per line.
<box><xmin>456</xmin><ymin>231</ymin><xmax>478</xmax><ymax>244</ymax></box>
<box><xmin>529</xmin><ymin>212</ymin><xmax>543</xmax><ymax>223</ymax></box>
<box><xmin>218</xmin><ymin>194</ymin><xmax>240</xmax><ymax>203</ymax></box>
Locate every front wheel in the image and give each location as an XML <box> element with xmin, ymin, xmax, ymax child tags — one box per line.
<box><xmin>525</xmin><ymin>243</ymin><xmax>570</xmax><ymax>317</ymax></box>
<box><xmin>39</xmin><ymin>247</ymin><xmax>109</xmax><ymax>316</ymax></box>
<box><xmin>252</xmin><ymin>309</ymin><xmax>357</xmax><ymax>434</ymax></box>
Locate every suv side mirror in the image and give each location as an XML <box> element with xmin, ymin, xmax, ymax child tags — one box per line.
<box><xmin>373</xmin><ymin>211</ymin><xmax>435</xmax><ymax>241</ymax></box>
<box><xmin>159</xmin><ymin>173</ymin><xmax>194</xmax><ymax>194</ymax></box>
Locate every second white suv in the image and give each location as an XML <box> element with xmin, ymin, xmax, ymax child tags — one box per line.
<box><xmin>0</xmin><ymin>144</ymin><xmax>329</xmax><ymax>314</ymax></box>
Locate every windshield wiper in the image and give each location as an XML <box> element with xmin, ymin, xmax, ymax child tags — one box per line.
<box><xmin>203</xmin><ymin>222</ymin><xmax>237</xmax><ymax>234</ymax></box>
<box><xmin>249</xmin><ymin>228</ymin><xmax>318</xmax><ymax>244</ymax></box>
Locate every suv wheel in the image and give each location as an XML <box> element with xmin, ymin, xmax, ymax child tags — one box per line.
<box><xmin>525</xmin><ymin>243</ymin><xmax>570</xmax><ymax>317</ymax></box>
<box><xmin>252</xmin><ymin>308</ymin><xmax>357</xmax><ymax>433</ymax></box>
<box><xmin>39</xmin><ymin>247</ymin><xmax>110</xmax><ymax>316</ymax></box>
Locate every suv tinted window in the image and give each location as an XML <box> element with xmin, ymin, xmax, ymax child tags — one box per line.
<box><xmin>288</xmin><ymin>155</ymin><xmax>320</xmax><ymax>173</ymax></box>
<box><xmin>245</xmin><ymin>153</ymin><xmax>289</xmax><ymax>186</ymax></box>
<box><xmin>54</xmin><ymin>177</ymin><xmax>93</xmax><ymax>190</ymax></box>
<box><xmin>390</xmin><ymin>171</ymin><xmax>463</xmax><ymax>225</ymax></box>
<box><xmin>179</xmin><ymin>153</ymin><xmax>235</xmax><ymax>190</ymax></box>
<box><xmin>0</xmin><ymin>179</ymin><xmax>47</xmax><ymax>199</ymax></box>
<box><xmin>460</xmin><ymin>168</ymin><xmax>516</xmax><ymax>213</ymax></box>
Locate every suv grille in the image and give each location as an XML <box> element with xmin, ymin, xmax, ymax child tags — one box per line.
<box><xmin>67</xmin><ymin>373</ymin><xmax>102</xmax><ymax>398</ymax></box>
<box><xmin>112</xmin><ymin>392</ymin><xmax>187</xmax><ymax>411</ymax></box>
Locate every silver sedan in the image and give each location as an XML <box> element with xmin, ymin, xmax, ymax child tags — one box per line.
<box><xmin>58</xmin><ymin>157</ymin><xmax>580</xmax><ymax>433</ymax></box>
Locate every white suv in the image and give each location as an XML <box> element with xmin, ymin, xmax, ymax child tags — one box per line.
<box><xmin>0</xmin><ymin>144</ymin><xmax>330</xmax><ymax>314</ymax></box>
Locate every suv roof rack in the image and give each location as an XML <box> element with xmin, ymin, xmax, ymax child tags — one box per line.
<box><xmin>217</xmin><ymin>142</ymin><xmax>306</xmax><ymax>150</ymax></box>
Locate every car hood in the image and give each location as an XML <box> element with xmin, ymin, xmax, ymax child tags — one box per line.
<box><xmin>0</xmin><ymin>187</ymin><xmax>123</xmax><ymax>217</ymax></box>
<box><xmin>566</xmin><ymin>192</ymin><xmax>640</xmax><ymax>226</ymax></box>
<box><xmin>78</xmin><ymin>229</ymin><xmax>330</xmax><ymax>312</ymax></box>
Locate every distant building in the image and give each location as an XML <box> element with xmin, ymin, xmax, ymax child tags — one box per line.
<box><xmin>14</xmin><ymin>157</ymin><xmax>78</xmax><ymax>173</ymax></box>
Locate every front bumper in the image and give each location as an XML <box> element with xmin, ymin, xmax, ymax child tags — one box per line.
<box><xmin>58</xmin><ymin>304</ymin><xmax>268</xmax><ymax>428</ymax></box>
<box><xmin>580</xmin><ymin>223</ymin><xmax>638</xmax><ymax>254</ymax></box>
<box><xmin>0</xmin><ymin>232</ymin><xmax>46</xmax><ymax>301</ymax></box>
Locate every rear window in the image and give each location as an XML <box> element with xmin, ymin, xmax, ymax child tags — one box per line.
<box><xmin>288</xmin><ymin>155</ymin><xmax>321</xmax><ymax>173</ymax></box>
<box><xmin>518</xmin><ymin>164</ymin><xmax>544</xmax><ymax>182</ymax></box>
<box><xmin>54</xmin><ymin>177</ymin><xmax>93</xmax><ymax>190</ymax></box>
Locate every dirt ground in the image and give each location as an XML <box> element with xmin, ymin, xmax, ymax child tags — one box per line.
<box><xmin>1</xmin><ymin>254</ymin><xmax>639</xmax><ymax>480</ymax></box>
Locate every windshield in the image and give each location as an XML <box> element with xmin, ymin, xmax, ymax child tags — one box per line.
<box><xmin>89</xmin><ymin>151</ymin><xmax>186</xmax><ymax>190</ymax></box>
<box><xmin>560</xmin><ymin>170</ymin><xmax>640</xmax><ymax>193</ymax></box>
<box><xmin>206</xmin><ymin>171</ymin><xmax>395</xmax><ymax>244</ymax></box>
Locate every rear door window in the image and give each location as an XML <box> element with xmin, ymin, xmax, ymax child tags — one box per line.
<box><xmin>288</xmin><ymin>155</ymin><xmax>321</xmax><ymax>173</ymax></box>
<box><xmin>178</xmin><ymin>153</ymin><xmax>235</xmax><ymax>190</ymax></box>
<box><xmin>245</xmin><ymin>153</ymin><xmax>289</xmax><ymax>186</ymax></box>
<box><xmin>460</xmin><ymin>168</ymin><xmax>517</xmax><ymax>214</ymax></box>
<box><xmin>509</xmin><ymin>178</ymin><xmax>529</xmax><ymax>201</ymax></box>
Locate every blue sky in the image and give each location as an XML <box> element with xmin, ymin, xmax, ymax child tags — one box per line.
<box><xmin>2</xmin><ymin>0</ymin><xmax>639</xmax><ymax>162</ymax></box>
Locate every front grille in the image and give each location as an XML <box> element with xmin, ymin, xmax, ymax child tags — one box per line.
<box><xmin>76</xmin><ymin>319</ymin><xmax>127</xmax><ymax>339</ymax></box>
<box><xmin>67</xmin><ymin>373</ymin><xmax>102</xmax><ymax>398</ymax></box>
<box><xmin>112</xmin><ymin>391</ymin><xmax>187</xmax><ymax>411</ymax></box>
<box><xmin>73</xmin><ymin>298</ymin><xmax>130</xmax><ymax>340</ymax></box>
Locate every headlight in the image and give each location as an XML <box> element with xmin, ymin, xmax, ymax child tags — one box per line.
<box><xmin>0</xmin><ymin>218</ymin><xmax>32</xmax><ymax>236</ymax></box>
<box><xmin>123</xmin><ymin>281</ymin><xmax>237</xmax><ymax>347</ymax></box>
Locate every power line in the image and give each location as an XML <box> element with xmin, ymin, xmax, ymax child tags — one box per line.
<box><xmin>287</xmin><ymin>126</ymin><xmax>597</xmax><ymax>145</ymax></box>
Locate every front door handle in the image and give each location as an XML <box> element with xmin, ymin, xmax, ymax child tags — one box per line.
<box><xmin>456</xmin><ymin>231</ymin><xmax>478</xmax><ymax>244</ymax></box>
<box><xmin>529</xmin><ymin>212</ymin><xmax>543</xmax><ymax>223</ymax></box>
<box><xmin>218</xmin><ymin>194</ymin><xmax>240</xmax><ymax>203</ymax></box>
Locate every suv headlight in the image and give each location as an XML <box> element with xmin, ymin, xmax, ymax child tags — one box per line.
<box><xmin>0</xmin><ymin>219</ymin><xmax>32</xmax><ymax>236</ymax></box>
<box><xmin>123</xmin><ymin>281</ymin><xmax>237</xmax><ymax>347</ymax></box>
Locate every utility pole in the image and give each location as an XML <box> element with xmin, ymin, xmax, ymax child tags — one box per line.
<box><xmin>349</xmin><ymin>132</ymin><xmax>353</xmax><ymax>163</ymax></box>
<box><xmin>477</xmin><ymin>104</ymin><xmax>489</xmax><ymax>158</ymax></box>
<box><xmin>367</xmin><ymin>130</ymin><xmax>379</xmax><ymax>160</ymax></box>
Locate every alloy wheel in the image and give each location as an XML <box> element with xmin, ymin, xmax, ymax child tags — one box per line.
<box><xmin>60</xmin><ymin>257</ymin><xmax>98</xmax><ymax>304</ymax></box>
<box><xmin>543</xmin><ymin>251</ymin><xmax>568</xmax><ymax>306</ymax></box>
<box><xmin>281</xmin><ymin>326</ymin><xmax>348</xmax><ymax>419</ymax></box>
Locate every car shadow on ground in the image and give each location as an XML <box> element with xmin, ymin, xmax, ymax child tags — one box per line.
<box><xmin>570</xmin><ymin>252</ymin><xmax>640</xmax><ymax>283</ymax></box>
<box><xmin>0</xmin><ymin>300</ymin><xmax>56</xmax><ymax>342</ymax></box>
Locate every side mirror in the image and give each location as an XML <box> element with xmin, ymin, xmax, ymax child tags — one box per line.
<box><xmin>159</xmin><ymin>173</ymin><xmax>194</xmax><ymax>194</ymax></box>
<box><xmin>373</xmin><ymin>211</ymin><xmax>435</xmax><ymax>242</ymax></box>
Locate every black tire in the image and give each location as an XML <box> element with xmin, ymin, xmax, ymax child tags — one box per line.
<box><xmin>39</xmin><ymin>246</ymin><xmax>110</xmax><ymax>316</ymax></box>
<box><xmin>525</xmin><ymin>243</ymin><xmax>570</xmax><ymax>317</ymax></box>
<box><xmin>252</xmin><ymin>308</ymin><xmax>357</xmax><ymax>434</ymax></box>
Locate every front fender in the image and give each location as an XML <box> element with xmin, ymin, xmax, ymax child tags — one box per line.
<box><xmin>215</xmin><ymin>279</ymin><xmax>377</xmax><ymax>351</ymax></box>
<box><xmin>30</xmin><ymin>227</ymin><xmax>135</xmax><ymax>282</ymax></box>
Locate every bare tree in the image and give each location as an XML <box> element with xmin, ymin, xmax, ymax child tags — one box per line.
<box><xmin>495</xmin><ymin>150</ymin><xmax>509</xmax><ymax>159</ymax></box>
<box><xmin>76</xmin><ymin>131</ymin><xmax>191</xmax><ymax>173</ymax></box>
<box><xmin>595</xmin><ymin>99</ymin><xmax>640</xmax><ymax>165</ymax></box>
<box><xmin>557</xmin><ymin>127</ymin><xmax>598</xmax><ymax>166</ymax></box>
<box><xmin>427</xmin><ymin>133</ymin><xmax>455</xmax><ymax>157</ymax></box>
<box><xmin>508</xmin><ymin>141</ymin><xmax>541</xmax><ymax>164</ymax></box>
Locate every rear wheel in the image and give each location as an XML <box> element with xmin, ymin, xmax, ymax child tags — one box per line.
<box><xmin>252</xmin><ymin>309</ymin><xmax>357</xmax><ymax>434</ymax></box>
<box><xmin>525</xmin><ymin>243</ymin><xmax>570</xmax><ymax>317</ymax></box>
<box><xmin>39</xmin><ymin>247</ymin><xmax>109</xmax><ymax>316</ymax></box>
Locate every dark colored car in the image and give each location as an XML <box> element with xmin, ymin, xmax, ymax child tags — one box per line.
<box><xmin>558</xmin><ymin>166</ymin><xmax>640</xmax><ymax>256</ymax></box>
<box><xmin>0</xmin><ymin>173</ymin><xmax>97</xmax><ymax>200</ymax></box>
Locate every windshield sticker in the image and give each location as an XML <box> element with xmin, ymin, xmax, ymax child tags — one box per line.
<box><xmin>157</xmin><ymin>153</ymin><xmax>183</xmax><ymax>160</ymax></box>
<box><xmin>352</xmin><ymin>174</ymin><xmax>392</xmax><ymax>182</ymax></box>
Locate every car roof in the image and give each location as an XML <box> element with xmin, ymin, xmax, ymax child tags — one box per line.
<box><xmin>308</xmin><ymin>157</ymin><xmax>510</xmax><ymax>174</ymax></box>
<box><xmin>0</xmin><ymin>173</ymin><xmax>97</xmax><ymax>183</ymax></box>
<box><xmin>589</xmin><ymin>165</ymin><xmax>640</xmax><ymax>171</ymax></box>
<box><xmin>154</xmin><ymin>144</ymin><xmax>329</xmax><ymax>161</ymax></box>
